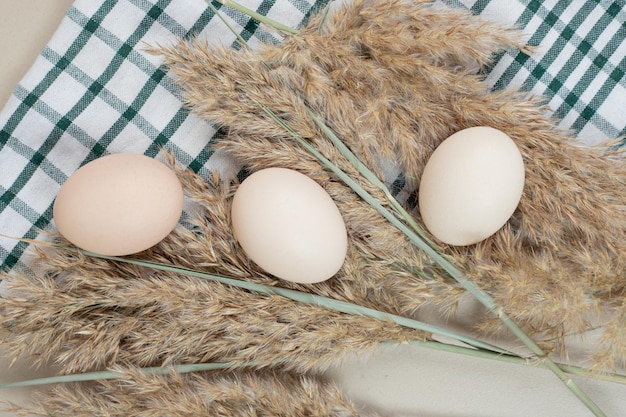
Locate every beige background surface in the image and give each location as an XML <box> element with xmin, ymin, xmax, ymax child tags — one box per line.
<box><xmin>0</xmin><ymin>1</ymin><xmax>75</xmax><ymax>108</ymax></box>
<box><xmin>1</xmin><ymin>1</ymin><xmax>626</xmax><ymax>417</ymax></box>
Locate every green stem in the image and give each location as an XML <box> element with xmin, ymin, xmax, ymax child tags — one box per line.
<box><xmin>77</xmin><ymin>249</ymin><xmax>507</xmax><ymax>355</ymax></box>
<box><xmin>0</xmin><ymin>362</ymin><xmax>236</xmax><ymax>389</ymax></box>
<box><xmin>4</xmin><ymin>341</ymin><xmax>625</xmax><ymax>390</ymax></box>
<box><xmin>317</xmin><ymin>0</ymin><xmax>335</xmax><ymax>34</ymax></box>
<box><xmin>210</xmin><ymin>0</ymin><xmax>299</xmax><ymax>35</ymax></box>
<box><xmin>405</xmin><ymin>340</ymin><xmax>626</xmax><ymax>386</ymax></box>
<box><xmin>306</xmin><ymin>109</ymin><xmax>437</xmax><ymax>247</ymax></box>
<box><xmin>206</xmin><ymin>1</ymin><xmax>253</xmax><ymax>51</ymax></box>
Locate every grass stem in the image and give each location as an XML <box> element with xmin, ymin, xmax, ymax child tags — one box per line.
<box><xmin>405</xmin><ymin>340</ymin><xmax>626</xmax><ymax>385</ymax></box>
<box><xmin>306</xmin><ymin>109</ymin><xmax>436</xmax><ymax>247</ymax></box>
<box><xmin>0</xmin><ymin>362</ymin><xmax>237</xmax><ymax>389</ymax></box>
<box><xmin>3</xmin><ymin>340</ymin><xmax>624</xmax><ymax>391</ymax></box>
<box><xmin>81</xmin><ymin>250</ymin><xmax>509</xmax><ymax>355</ymax></box>
<box><xmin>0</xmin><ymin>234</ymin><xmax>507</xmax><ymax>355</ymax></box>
<box><xmin>211</xmin><ymin>0</ymin><xmax>299</xmax><ymax>35</ymax></box>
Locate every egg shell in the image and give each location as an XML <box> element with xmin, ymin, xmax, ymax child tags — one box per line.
<box><xmin>418</xmin><ymin>126</ymin><xmax>525</xmax><ymax>246</ymax></box>
<box><xmin>53</xmin><ymin>153</ymin><xmax>184</xmax><ymax>256</ymax></box>
<box><xmin>231</xmin><ymin>167</ymin><xmax>348</xmax><ymax>284</ymax></box>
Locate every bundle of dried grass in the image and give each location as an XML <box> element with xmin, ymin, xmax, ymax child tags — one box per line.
<box><xmin>0</xmin><ymin>156</ymin><xmax>429</xmax><ymax>415</ymax></box>
<box><xmin>156</xmin><ymin>0</ymin><xmax>626</xmax><ymax>362</ymax></box>
<box><xmin>1</xmin><ymin>0</ymin><xmax>625</xmax><ymax>415</ymax></box>
<box><xmin>14</xmin><ymin>368</ymin><xmax>374</xmax><ymax>417</ymax></box>
<box><xmin>0</xmin><ymin>167</ymin><xmax>425</xmax><ymax>376</ymax></box>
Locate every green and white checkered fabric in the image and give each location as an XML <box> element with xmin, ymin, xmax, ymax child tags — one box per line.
<box><xmin>1</xmin><ymin>0</ymin><xmax>625</xmax><ymax>273</ymax></box>
<box><xmin>456</xmin><ymin>0</ymin><xmax>626</xmax><ymax>142</ymax></box>
<box><xmin>0</xmin><ymin>0</ymin><xmax>328</xmax><ymax>273</ymax></box>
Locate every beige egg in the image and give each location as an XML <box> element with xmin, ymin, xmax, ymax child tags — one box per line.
<box><xmin>53</xmin><ymin>153</ymin><xmax>184</xmax><ymax>256</ymax></box>
<box><xmin>418</xmin><ymin>126</ymin><xmax>525</xmax><ymax>246</ymax></box>
<box><xmin>231</xmin><ymin>167</ymin><xmax>347</xmax><ymax>284</ymax></box>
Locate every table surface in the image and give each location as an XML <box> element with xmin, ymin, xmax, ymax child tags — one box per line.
<box><xmin>0</xmin><ymin>1</ymin><xmax>75</xmax><ymax>108</ymax></box>
<box><xmin>1</xmin><ymin>2</ymin><xmax>626</xmax><ymax>417</ymax></box>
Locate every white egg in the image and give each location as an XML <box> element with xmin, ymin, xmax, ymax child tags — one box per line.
<box><xmin>53</xmin><ymin>153</ymin><xmax>184</xmax><ymax>256</ymax></box>
<box><xmin>231</xmin><ymin>168</ymin><xmax>347</xmax><ymax>284</ymax></box>
<box><xmin>418</xmin><ymin>127</ymin><xmax>525</xmax><ymax>246</ymax></box>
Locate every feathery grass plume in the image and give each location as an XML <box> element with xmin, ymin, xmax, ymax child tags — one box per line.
<box><xmin>0</xmin><ymin>166</ymin><xmax>430</xmax><ymax>376</ymax></box>
<box><xmin>156</xmin><ymin>0</ymin><xmax>626</xmax><ymax>365</ymax></box>
<box><xmin>592</xmin><ymin>299</ymin><xmax>626</xmax><ymax>372</ymax></box>
<box><xmin>7</xmin><ymin>367</ymin><xmax>376</xmax><ymax>417</ymax></box>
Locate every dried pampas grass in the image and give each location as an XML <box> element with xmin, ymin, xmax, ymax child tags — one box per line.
<box><xmin>14</xmin><ymin>368</ymin><xmax>374</xmax><ymax>417</ymax></box>
<box><xmin>0</xmin><ymin>168</ymin><xmax>425</xmax><ymax>377</ymax></box>
<box><xmin>1</xmin><ymin>0</ymin><xmax>625</xmax><ymax>415</ymax></box>
<box><xmin>156</xmin><ymin>0</ymin><xmax>626</xmax><ymax>360</ymax></box>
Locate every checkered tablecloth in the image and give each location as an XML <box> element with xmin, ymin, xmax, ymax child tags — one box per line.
<box><xmin>1</xmin><ymin>0</ymin><xmax>625</xmax><ymax>273</ymax></box>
